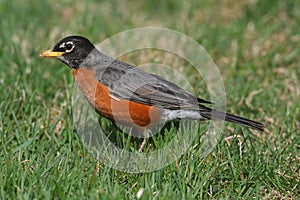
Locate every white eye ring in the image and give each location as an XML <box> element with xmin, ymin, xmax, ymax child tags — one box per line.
<box><xmin>65</xmin><ymin>41</ymin><xmax>75</xmax><ymax>53</ymax></box>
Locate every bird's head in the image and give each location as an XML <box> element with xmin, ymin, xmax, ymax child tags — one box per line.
<box><xmin>39</xmin><ymin>35</ymin><xmax>95</xmax><ymax>69</ymax></box>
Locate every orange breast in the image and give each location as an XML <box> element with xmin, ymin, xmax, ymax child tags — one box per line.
<box><xmin>72</xmin><ymin>67</ymin><xmax>162</xmax><ymax>129</ymax></box>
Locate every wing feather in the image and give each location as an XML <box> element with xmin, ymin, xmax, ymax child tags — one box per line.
<box><xmin>92</xmin><ymin>57</ymin><xmax>211</xmax><ymax>111</ymax></box>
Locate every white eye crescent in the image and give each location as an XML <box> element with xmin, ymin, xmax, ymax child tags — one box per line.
<box><xmin>65</xmin><ymin>41</ymin><xmax>75</xmax><ymax>52</ymax></box>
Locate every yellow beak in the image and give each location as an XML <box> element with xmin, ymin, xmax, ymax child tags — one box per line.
<box><xmin>39</xmin><ymin>49</ymin><xmax>64</xmax><ymax>58</ymax></box>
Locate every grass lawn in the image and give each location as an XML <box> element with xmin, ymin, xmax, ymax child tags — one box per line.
<box><xmin>0</xmin><ymin>0</ymin><xmax>299</xmax><ymax>199</ymax></box>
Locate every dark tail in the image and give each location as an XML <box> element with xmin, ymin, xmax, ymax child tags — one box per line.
<box><xmin>201</xmin><ymin>110</ymin><xmax>264</xmax><ymax>131</ymax></box>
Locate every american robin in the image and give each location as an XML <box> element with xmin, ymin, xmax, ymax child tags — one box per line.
<box><xmin>40</xmin><ymin>35</ymin><xmax>264</xmax><ymax>139</ymax></box>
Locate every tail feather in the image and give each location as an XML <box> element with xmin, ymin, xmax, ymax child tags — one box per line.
<box><xmin>201</xmin><ymin>110</ymin><xmax>264</xmax><ymax>131</ymax></box>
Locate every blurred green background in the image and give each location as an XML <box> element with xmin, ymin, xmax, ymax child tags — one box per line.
<box><xmin>0</xmin><ymin>0</ymin><xmax>299</xmax><ymax>199</ymax></box>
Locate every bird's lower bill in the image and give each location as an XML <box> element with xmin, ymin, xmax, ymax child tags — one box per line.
<box><xmin>39</xmin><ymin>49</ymin><xmax>64</xmax><ymax>58</ymax></box>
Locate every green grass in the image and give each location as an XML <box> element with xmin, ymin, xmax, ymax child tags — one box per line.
<box><xmin>1</xmin><ymin>0</ymin><xmax>299</xmax><ymax>199</ymax></box>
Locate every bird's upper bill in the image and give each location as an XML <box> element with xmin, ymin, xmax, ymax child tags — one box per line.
<box><xmin>39</xmin><ymin>49</ymin><xmax>64</xmax><ymax>58</ymax></box>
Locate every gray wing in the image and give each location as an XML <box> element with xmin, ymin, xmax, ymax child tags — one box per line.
<box><xmin>92</xmin><ymin>56</ymin><xmax>211</xmax><ymax>111</ymax></box>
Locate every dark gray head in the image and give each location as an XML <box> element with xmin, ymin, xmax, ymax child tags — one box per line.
<box><xmin>40</xmin><ymin>35</ymin><xmax>96</xmax><ymax>68</ymax></box>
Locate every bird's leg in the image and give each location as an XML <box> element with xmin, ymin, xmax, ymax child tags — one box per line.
<box><xmin>138</xmin><ymin>129</ymin><xmax>151</xmax><ymax>152</ymax></box>
<box><xmin>138</xmin><ymin>138</ymin><xmax>147</xmax><ymax>153</ymax></box>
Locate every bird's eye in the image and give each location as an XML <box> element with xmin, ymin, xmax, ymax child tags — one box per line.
<box><xmin>65</xmin><ymin>42</ymin><xmax>74</xmax><ymax>52</ymax></box>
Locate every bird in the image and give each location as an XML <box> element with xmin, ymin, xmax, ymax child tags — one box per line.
<box><xmin>40</xmin><ymin>35</ymin><xmax>264</xmax><ymax>149</ymax></box>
